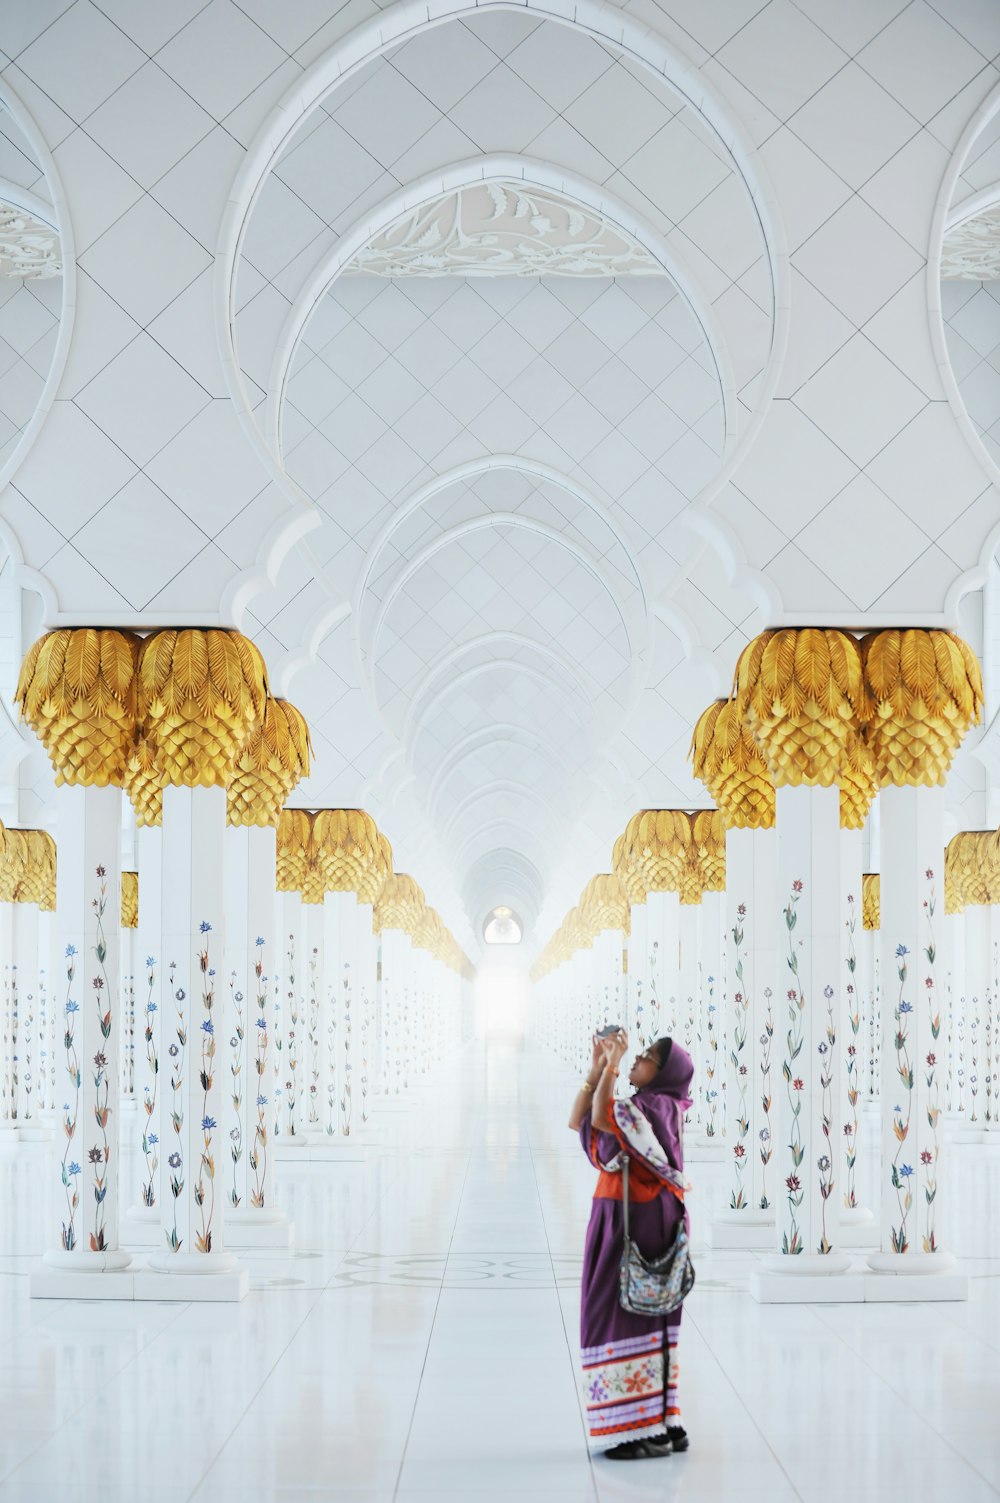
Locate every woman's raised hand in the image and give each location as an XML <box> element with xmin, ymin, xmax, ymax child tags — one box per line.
<box><xmin>603</xmin><ymin>1028</ymin><xmax>629</xmax><ymax>1066</ymax></box>
<box><xmin>590</xmin><ymin>1033</ymin><xmax>605</xmax><ymax>1072</ymax></box>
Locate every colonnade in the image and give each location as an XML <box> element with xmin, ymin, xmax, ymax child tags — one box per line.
<box><xmin>532</xmin><ymin>627</ymin><xmax>988</xmax><ymax>1302</ymax></box>
<box><xmin>1</xmin><ymin>627</ymin><xmax>473</xmax><ymax>1300</ymax></box>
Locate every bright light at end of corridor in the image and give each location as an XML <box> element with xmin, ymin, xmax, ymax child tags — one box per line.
<box><xmin>475</xmin><ymin>962</ymin><xmax>530</xmax><ymax>1038</ymax></box>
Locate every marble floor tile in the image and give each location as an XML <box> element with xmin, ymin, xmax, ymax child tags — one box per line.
<box><xmin>0</xmin><ymin>1040</ymin><xmax>998</xmax><ymax>1502</ymax></box>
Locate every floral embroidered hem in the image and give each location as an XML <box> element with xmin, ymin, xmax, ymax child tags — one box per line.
<box><xmin>582</xmin><ymin>1327</ymin><xmax>682</xmax><ymax>1451</ymax></box>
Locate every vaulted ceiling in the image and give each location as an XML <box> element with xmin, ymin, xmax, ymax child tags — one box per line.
<box><xmin>1</xmin><ymin>0</ymin><xmax>1000</xmax><ymax>947</ymax></box>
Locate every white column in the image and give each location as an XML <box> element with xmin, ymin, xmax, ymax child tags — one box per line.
<box><xmin>710</xmin><ymin>826</ymin><xmax>778</xmax><ymax>1247</ymax></box>
<box><xmin>148</xmin><ymin>786</ymin><xmax>240</xmax><ymax>1281</ymax></box>
<box><xmin>119</xmin><ymin>911</ymin><xmax>137</xmax><ymax>1112</ymax></box>
<box><xmin>303</xmin><ymin>901</ymin><xmax>324</xmax><ymax>1133</ymax></box>
<box><xmin>644</xmin><ymin>890</ymin><xmax>680</xmax><ymax>1042</ymax></box>
<box><xmin>356</xmin><ymin>902</ymin><xmax>376</xmax><ymax>1128</ymax></box>
<box><xmin>379</xmin><ymin>927</ymin><xmax>410</xmax><ymax>1098</ymax></box>
<box><xmin>869</xmin><ymin>786</ymin><xmax>963</xmax><ymax>1292</ymax></box>
<box><xmin>0</xmin><ymin>900</ymin><xmax>16</xmax><ymax>1136</ymax></box>
<box><xmin>695</xmin><ymin>892</ymin><xmax>724</xmax><ymax>1146</ymax></box>
<box><xmin>275</xmin><ymin>890</ymin><xmax>307</xmax><ymax>1145</ymax></box>
<box><xmin>943</xmin><ymin>908</ymin><xmax>964</xmax><ymax>1120</ymax></box>
<box><xmin>223</xmin><ymin>823</ymin><xmax>287</xmax><ymax>1245</ymax></box>
<box><xmin>132</xmin><ymin>827</ymin><xmax>162</xmax><ymax>1224</ymax></box>
<box><xmin>626</xmin><ymin>898</ymin><xmax>648</xmax><ymax>1046</ymax></box>
<box><xmin>980</xmin><ymin>901</ymin><xmax>998</xmax><ymax>1136</ymax></box>
<box><xmin>37</xmin><ymin>785</ymin><xmax>130</xmax><ymax>1281</ymax></box>
<box><xmin>678</xmin><ymin>904</ymin><xmax>699</xmax><ymax>1127</ymax></box>
<box><xmin>958</xmin><ymin>904</ymin><xmax>988</xmax><ymax>1141</ymax></box>
<box><xmin>858</xmin><ymin>897</ymin><xmax>879</xmax><ymax>1107</ymax></box>
<box><xmin>592</xmin><ymin>929</ymin><xmax>625</xmax><ymax>1031</ymax></box>
<box><xmin>13</xmin><ymin>902</ymin><xmax>39</xmax><ymax>1129</ymax></box>
<box><xmin>840</xmin><ymin>831</ymin><xmax>874</xmax><ymax>1236</ymax></box>
<box><xmin>37</xmin><ymin>906</ymin><xmax>57</xmax><ymax>1120</ymax></box>
<box><xmin>752</xmin><ymin>785</ymin><xmax>852</xmax><ymax>1297</ymax></box>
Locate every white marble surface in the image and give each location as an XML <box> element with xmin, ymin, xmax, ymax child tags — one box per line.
<box><xmin>0</xmin><ymin>1034</ymin><xmax>998</xmax><ymax>1501</ymax></box>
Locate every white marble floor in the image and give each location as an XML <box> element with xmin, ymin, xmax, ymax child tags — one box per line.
<box><xmin>1</xmin><ymin>1033</ymin><xmax>999</xmax><ymax>1502</ymax></box>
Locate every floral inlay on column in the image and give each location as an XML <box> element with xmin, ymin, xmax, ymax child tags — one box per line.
<box><xmin>141</xmin><ymin>954</ymin><xmax>158</xmax><ymax>1207</ymax></box>
<box><xmin>228</xmin><ymin>969</ymin><xmax>243</xmax><ymax>1209</ymax></box>
<box><xmin>863</xmin><ymin>631</ymin><xmax>983</xmax><ymax>1269</ymax></box>
<box><xmin>10</xmin><ymin>966</ymin><xmax>18</xmax><ymax>1123</ymax></box>
<box><xmin>341</xmin><ymin>965</ymin><xmax>352</xmax><ymax>1137</ymax></box>
<box><xmin>89</xmin><ymin>866</ymin><xmax>113</xmax><ymax>1252</ymax></box>
<box><xmin>60</xmin><ymin>945</ymin><xmax>80</xmax><ymax>1250</ymax></box>
<box><xmin>307</xmin><ymin>943</ymin><xmax>319</xmax><ymax>1127</ymax></box>
<box><xmin>759</xmin><ymin>988</ymin><xmax>773</xmax><ymax>1210</ymax></box>
<box><xmin>284</xmin><ymin>931</ymin><xmax>299</xmax><ymax>1137</ymax></box>
<box><xmin>843</xmin><ymin>891</ymin><xmax>861</xmax><ymax>1212</ymax></box>
<box><xmin>167</xmin><ymin>962</ymin><xmax>185</xmax><ymax>1253</ymax></box>
<box><xmin>782</xmin><ymin>879</ymin><xmax>806</xmax><ymax>1255</ymax></box>
<box><xmin>251</xmin><ymin>938</ymin><xmax>269</xmax><ymax>1208</ymax></box>
<box><xmin>889</xmin><ymin>942</ymin><xmax>914</xmax><ymax>1253</ymax></box>
<box><xmin>729</xmin><ymin>907</ymin><xmax>750</xmax><ymax>1209</ymax></box>
<box><xmin>194</xmin><ymin>922</ymin><xmax>217</xmax><ymax>1253</ymax></box>
<box><xmin>923</xmin><ymin>868</ymin><xmax>941</xmax><ymax>1252</ymax></box>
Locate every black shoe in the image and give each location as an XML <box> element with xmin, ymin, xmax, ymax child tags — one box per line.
<box><xmin>666</xmin><ymin>1426</ymin><xmax>689</xmax><ymax>1452</ymax></box>
<box><xmin>603</xmin><ymin>1434</ymin><xmax>674</xmax><ymax>1460</ymax></box>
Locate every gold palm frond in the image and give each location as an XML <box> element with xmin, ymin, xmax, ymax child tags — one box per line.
<box><xmin>861</xmin><ymin>873</ymin><xmax>880</xmax><ymax>931</ymax></box>
<box><xmin>125</xmin><ymin>734</ymin><xmax>163</xmax><ymax>828</ymax></box>
<box><xmin>861</xmin><ymin>629</ymin><xmax>984</xmax><ymax>787</ymax></box>
<box><xmin>227</xmin><ymin>698</ymin><xmax>313</xmax><ymax>828</ymax></box>
<box><xmin>16</xmin><ymin>629</ymin><xmax>140</xmax><ymax>786</ymax></box>
<box><xmin>734</xmin><ymin>628</ymin><xmax>868</xmax><ymax>788</ymax></box>
<box><xmin>121</xmin><ymin>871</ymin><xmax>139</xmax><ymax>929</ymax></box>
<box><xmin>276</xmin><ymin>809</ymin><xmax>314</xmax><ymax>893</ymax></box>
<box><xmin>138</xmin><ymin>629</ymin><xmax>268</xmax><ymax>788</ymax></box>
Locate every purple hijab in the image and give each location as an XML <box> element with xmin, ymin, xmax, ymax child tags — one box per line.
<box><xmin>628</xmin><ymin>1038</ymin><xmax>694</xmax><ymax>1177</ymax></box>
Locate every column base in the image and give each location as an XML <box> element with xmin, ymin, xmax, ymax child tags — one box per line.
<box><xmin>273</xmin><ymin>1132</ymin><xmax>311</xmax><ymax>1149</ymax></box>
<box><xmin>706</xmin><ymin>1211</ymin><xmax>775</xmax><ymax>1250</ymax></box>
<box><xmin>839</xmin><ymin>1207</ymin><xmax>878</xmax><ymax>1247</ymax></box>
<box><xmin>867</xmin><ymin>1249</ymin><xmax>956</xmax><ymax>1274</ymax></box>
<box><xmin>950</xmin><ymin>1125</ymin><xmax>985</xmax><ymax>1144</ymax></box>
<box><xmin>16</xmin><ymin>1124</ymin><xmax>54</xmax><ymax>1143</ymax></box>
<box><xmin>223</xmin><ymin>1208</ymin><xmax>294</xmax><ymax>1249</ymax></box>
<box><xmin>122</xmin><ymin>1206</ymin><xmax>160</xmax><ymax>1247</ymax></box>
<box><xmin>275</xmin><ymin>1140</ymin><xmax>367</xmax><ymax>1162</ymax></box>
<box><xmin>685</xmin><ymin>1139</ymin><xmax>725</xmax><ymax>1163</ymax></box>
<box><xmin>750</xmin><ymin>1269</ymin><xmax>867</xmax><ymax>1303</ymax></box>
<box><xmin>752</xmin><ymin>1252</ymin><xmax>968</xmax><ymax>1304</ymax></box>
<box><xmin>43</xmin><ymin>1248</ymin><xmax>132</xmax><ymax>1273</ymax></box>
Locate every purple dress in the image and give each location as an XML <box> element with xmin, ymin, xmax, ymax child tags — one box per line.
<box><xmin>578</xmin><ymin>1044</ymin><xmax>693</xmax><ymax>1450</ymax></box>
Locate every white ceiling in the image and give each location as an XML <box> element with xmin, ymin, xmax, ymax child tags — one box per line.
<box><xmin>1</xmin><ymin>0</ymin><xmax>999</xmax><ymax>945</ymax></box>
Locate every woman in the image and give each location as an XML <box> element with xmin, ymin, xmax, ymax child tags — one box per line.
<box><xmin>569</xmin><ymin>1028</ymin><xmax>693</xmax><ymax>1459</ymax></box>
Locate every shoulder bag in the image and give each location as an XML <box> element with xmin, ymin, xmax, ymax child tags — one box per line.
<box><xmin>618</xmin><ymin>1155</ymin><xmax>696</xmax><ymax>1316</ymax></box>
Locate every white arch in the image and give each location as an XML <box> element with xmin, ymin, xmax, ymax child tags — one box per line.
<box><xmin>927</xmin><ymin>77</ymin><xmax>1000</xmax><ymax>510</ymax></box>
<box><xmin>427</xmin><ymin>722</ymin><xmax>576</xmax><ymax>823</ymax></box>
<box><xmin>400</xmin><ymin>629</ymin><xmax>597</xmax><ymax>750</ymax></box>
<box><xmin>266</xmin><ymin>154</ymin><xmax>737</xmax><ymax>462</ymax></box>
<box><xmin>366</xmin><ymin>512</ymin><xmax>642</xmax><ymax>696</ymax></box>
<box><xmin>353</xmin><ymin>455</ymin><xmax>648</xmax><ymax>639</ymax></box>
<box><xmin>443</xmin><ymin>792</ymin><xmax>563</xmax><ymax>861</ymax></box>
<box><xmin>213</xmin><ymin>0</ymin><xmax>790</xmax><ymax>631</ymax></box>
<box><xmin>408</xmin><ymin>657</ymin><xmax>590</xmax><ymax>764</ymax></box>
<box><xmin>0</xmin><ymin>76</ymin><xmax>76</xmax><ymax>621</ymax></box>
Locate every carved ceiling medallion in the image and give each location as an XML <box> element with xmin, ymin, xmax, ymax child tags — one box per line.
<box><xmin>346</xmin><ymin>180</ymin><xmax>663</xmax><ymax>278</ymax></box>
<box><xmin>942</xmin><ymin>203</ymin><xmax>1000</xmax><ymax>281</ymax></box>
<box><xmin>0</xmin><ymin>202</ymin><xmax>61</xmax><ymax>279</ymax></box>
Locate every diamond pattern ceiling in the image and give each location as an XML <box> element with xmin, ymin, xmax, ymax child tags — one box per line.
<box><xmin>1</xmin><ymin>0</ymin><xmax>999</xmax><ymax>944</ymax></box>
